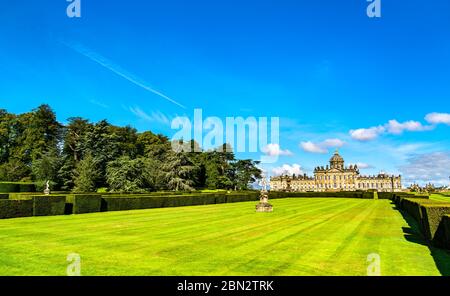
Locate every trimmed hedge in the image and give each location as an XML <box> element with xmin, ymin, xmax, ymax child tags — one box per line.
<box><xmin>31</xmin><ymin>196</ymin><xmax>66</xmax><ymax>216</ymax></box>
<box><xmin>0</xmin><ymin>182</ymin><xmax>36</xmax><ymax>193</ymax></box>
<box><xmin>377</xmin><ymin>192</ymin><xmax>395</xmax><ymax>200</ymax></box>
<box><xmin>419</xmin><ymin>204</ymin><xmax>450</xmax><ymax>245</ymax></box>
<box><xmin>66</xmin><ymin>195</ymin><xmax>102</xmax><ymax>214</ymax></box>
<box><xmin>269</xmin><ymin>191</ymin><xmax>381</xmax><ymax>199</ymax></box>
<box><xmin>400</xmin><ymin>198</ymin><xmax>434</xmax><ymax>221</ymax></box>
<box><xmin>12</xmin><ymin>195</ymin><xmax>67</xmax><ymax>217</ymax></box>
<box><xmin>0</xmin><ymin>199</ymin><xmax>33</xmax><ymax>219</ymax></box>
<box><xmin>439</xmin><ymin>215</ymin><xmax>450</xmax><ymax>250</ymax></box>
<box><xmin>100</xmin><ymin>192</ymin><xmax>259</xmax><ymax>212</ymax></box>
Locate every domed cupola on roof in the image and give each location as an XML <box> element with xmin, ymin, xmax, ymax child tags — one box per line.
<box><xmin>329</xmin><ymin>149</ymin><xmax>344</xmax><ymax>170</ymax></box>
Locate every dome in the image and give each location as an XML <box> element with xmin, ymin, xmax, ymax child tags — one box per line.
<box><xmin>330</xmin><ymin>150</ymin><xmax>344</xmax><ymax>163</ymax></box>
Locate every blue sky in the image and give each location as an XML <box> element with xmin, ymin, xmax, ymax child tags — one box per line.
<box><xmin>1</xmin><ymin>0</ymin><xmax>449</xmax><ymax>186</ymax></box>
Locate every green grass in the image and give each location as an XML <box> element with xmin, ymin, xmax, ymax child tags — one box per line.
<box><xmin>430</xmin><ymin>193</ymin><xmax>450</xmax><ymax>202</ymax></box>
<box><xmin>0</xmin><ymin>198</ymin><xmax>449</xmax><ymax>276</ymax></box>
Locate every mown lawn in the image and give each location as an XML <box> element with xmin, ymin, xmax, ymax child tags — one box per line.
<box><xmin>0</xmin><ymin>198</ymin><xmax>449</xmax><ymax>276</ymax></box>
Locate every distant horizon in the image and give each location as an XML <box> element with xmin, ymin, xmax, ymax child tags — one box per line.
<box><xmin>1</xmin><ymin>1</ymin><xmax>449</xmax><ymax>186</ymax></box>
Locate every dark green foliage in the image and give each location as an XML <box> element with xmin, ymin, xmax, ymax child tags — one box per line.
<box><xmin>269</xmin><ymin>191</ymin><xmax>375</xmax><ymax>199</ymax></box>
<box><xmin>0</xmin><ymin>159</ymin><xmax>30</xmax><ymax>182</ymax></box>
<box><xmin>377</xmin><ymin>192</ymin><xmax>395</xmax><ymax>200</ymax></box>
<box><xmin>31</xmin><ymin>148</ymin><xmax>62</xmax><ymax>189</ymax></box>
<box><xmin>419</xmin><ymin>204</ymin><xmax>450</xmax><ymax>244</ymax></box>
<box><xmin>163</xmin><ymin>151</ymin><xmax>196</xmax><ymax>191</ymax></box>
<box><xmin>227</xmin><ymin>192</ymin><xmax>259</xmax><ymax>203</ymax></box>
<box><xmin>0</xmin><ymin>182</ymin><xmax>36</xmax><ymax>193</ymax></box>
<box><xmin>73</xmin><ymin>153</ymin><xmax>100</xmax><ymax>193</ymax></box>
<box><xmin>400</xmin><ymin>198</ymin><xmax>432</xmax><ymax>222</ymax></box>
<box><xmin>362</xmin><ymin>192</ymin><xmax>375</xmax><ymax>199</ymax></box>
<box><xmin>100</xmin><ymin>192</ymin><xmax>257</xmax><ymax>212</ymax></box>
<box><xmin>66</xmin><ymin>195</ymin><xmax>102</xmax><ymax>214</ymax></box>
<box><xmin>230</xmin><ymin>160</ymin><xmax>262</xmax><ymax>190</ymax></box>
<box><xmin>1</xmin><ymin>105</ymin><xmax>265</xmax><ymax>194</ymax></box>
<box><xmin>0</xmin><ymin>199</ymin><xmax>33</xmax><ymax>219</ymax></box>
<box><xmin>438</xmin><ymin>215</ymin><xmax>450</xmax><ymax>250</ymax></box>
<box><xmin>0</xmin><ymin>194</ymin><xmax>9</xmax><ymax>199</ymax></box>
<box><xmin>29</xmin><ymin>195</ymin><xmax>66</xmax><ymax>216</ymax></box>
<box><xmin>101</xmin><ymin>196</ymin><xmax>165</xmax><ymax>212</ymax></box>
<box><xmin>0</xmin><ymin>182</ymin><xmax>19</xmax><ymax>192</ymax></box>
<box><xmin>106</xmin><ymin>156</ymin><xmax>147</xmax><ymax>193</ymax></box>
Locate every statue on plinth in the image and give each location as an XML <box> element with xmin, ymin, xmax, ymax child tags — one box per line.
<box><xmin>44</xmin><ymin>180</ymin><xmax>51</xmax><ymax>195</ymax></box>
<box><xmin>256</xmin><ymin>174</ymin><xmax>273</xmax><ymax>212</ymax></box>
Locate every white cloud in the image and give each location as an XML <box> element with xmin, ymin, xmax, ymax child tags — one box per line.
<box><xmin>349</xmin><ymin>162</ymin><xmax>374</xmax><ymax>169</ymax></box>
<box><xmin>300</xmin><ymin>141</ymin><xmax>328</xmax><ymax>154</ymax></box>
<box><xmin>350</xmin><ymin>118</ymin><xmax>435</xmax><ymax>141</ymax></box>
<box><xmin>399</xmin><ymin>151</ymin><xmax>450</xmax><ymax>186</ymax></box>
<box><xmin>272</xmin><ymin>164</ymin><xmax>304</xmax><ymax>176</ymax></box>
<box><xmin>300</xmin><ymin>138</ymin><xmax>345</xmax><ymax>154</ymax></box>
<box><xmin>350</xmin><ymin>126</ymin><xmax>385</xmax><ymax>141</ymax></box>
<box><xmin>386</xmin><ymin>120</ymin><xmax>433</xmax><ymax>134</ymax></box>
<box><xmin>262</xmin><ymin>143</ymin><xmax>293</xmax><ymax>156</ymax></box>
<box><xmin>129</xmin><ymin>107</ymin><xmax>170</xmax><ymax>125</ymax></box>
<box><xmin>425</xmin><ymin>112</ymin><xmax>450</xmax><ymax>125</ymax></box>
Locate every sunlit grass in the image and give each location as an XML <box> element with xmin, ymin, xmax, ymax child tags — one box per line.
<box><xmin>0</xmin><ymin>198</ymin><xmax>446</xmax><ymax>275</ymax></box>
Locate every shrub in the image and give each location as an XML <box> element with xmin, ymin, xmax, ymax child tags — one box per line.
<box><xmin>362</xmin><ymin>192</ymin><xmax>374</xmax><ymax>199</ymax></box>
<box><xmin>12</xmin><ymin>195</ymin><xmax>67</xmax><ymax>216</ymax></box>
<box><xmin>30</xmin><ymin>196</ymin><xmax>66</xmax><ymax>216</ymax></box>
<box><xmin>438</xmin><ymin>215</ymin><xmax>450</xmax><ymax>250</ymax></box>
<box><xmin>400</xmin><ymin>198</ymin><xmax>433</xmax><ymax>222</ymax></box>
<box><xmin>0</xmin><ymin>182</ymin><xmax>36</xmax><ymax>193</ymax></box>
<box><xmin>0</xmin><ymin>194</ymin><xmax>9</xmax><ymax>200</ymax></box>
<box><xmin>0</xmin><ymin>199</ymin><xmax>33</xmax><ymax>219</ymax></box>
<box><xmin>66</xmin><ymin>195</ymin><xmax>102</xmax><ymax>214</ymax></box>
<box><xmin>227</xmin><ymin>193</ymin><xmax>259</xmax><ymax>203</ymax></box>
<box><xmin>378</xmin><ymin>192</ymin><xmax>394</xmax><ymax>200</ymax></box>
<box><xmin>419</xmin><ymin>204</ymin><xmax>450</xmax><ymax>245</ymax></box>
<box><xmin>215</xmin><ymin>193</ymin><xmax>227</xmax><ymax>204</ymax></box>
<box><xmin>0</xmin><ymin>183</ymin><xmax>18</xmax><ymax>193</ymax></box>
<box><xmin>100</xmin><ymin>192</ymin><xmax>258</xmax><ymax>212</ymax></box>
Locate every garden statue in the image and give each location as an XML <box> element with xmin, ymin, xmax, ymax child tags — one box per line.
<box><xmin>44</xmin><ymin>180</ymin><xmax>50</xmax><ymax>195</ymax></box>
<box><xmin>256</xmin><ymin>174</ymin><xmax>273</xmax><ymax>212</ymax></box>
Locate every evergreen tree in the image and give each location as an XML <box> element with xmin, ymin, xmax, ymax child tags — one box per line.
<box><xmin>106</xmin><ymin>156</ymin><xmax>146</xmax><ymax>193</ymax></box>
<box><xmin>163</xmin><ymin>151</ymin><xmax>195</xmax><ymax>191</ymax></box>
<box><xmin>73</xmin><ymin>153</ymin><xmax>100</xmax><ymax>193</ymax></box>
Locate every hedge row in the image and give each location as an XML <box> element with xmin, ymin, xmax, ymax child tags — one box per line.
<box><xmin>393</xmin><ymin>194</ymin><xmax>450</xmax><ymax>248</ymax></box>
<box><xmin>269</xmin><ymin>191</ymin><xmax>377</xmax><ymax>199</ymax></box>
<box><xmin>101</xmin><ymin>192</ymin><xmax>260</xmax><ymax>212</ymax></box>
<box><xmin>11</xmin><ymin>195</ymin><xmax>67</xmax><ymax>216</ymax></box>
<box><xmin>0</xmin><ymin>182</ymin><xmax>36</xmax><ymax>193</ymax></box>
<box><xmin>65</xmin><ymin>195</ymin><xmax>102</xmax><ymax>214</ymax></box>
<box><xmin>440</xmin><ymin>215</ymin><xmax>450</xmax><ymax>249</ymax></box>
<box><xmin>0</xmin><ymin>199</ymin><xmax>33</xmax><ymax>219</ymax></box>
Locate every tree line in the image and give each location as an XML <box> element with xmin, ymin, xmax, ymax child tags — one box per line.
<box><xmin>0</xmin><ymin>105</ymin><xmax>262</xmax><ymax>192</ymax></box>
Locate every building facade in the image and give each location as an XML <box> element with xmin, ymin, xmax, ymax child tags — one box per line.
<box><xmin>270</xmin><ymin>150</ymin><xmax>402</xmax><ymax>192</ymax></box>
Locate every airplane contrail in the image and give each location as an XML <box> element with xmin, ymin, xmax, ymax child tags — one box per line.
<box><xmin>62</xmin><ymin>41</ymin><xmax>186</xmax><ymax>109</ymax></box>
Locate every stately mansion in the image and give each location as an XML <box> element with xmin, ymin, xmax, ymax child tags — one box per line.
<box><xmin>270</xmin><ymin>151</ymin><xmax>402</xmax><ymax>192</ymax></box>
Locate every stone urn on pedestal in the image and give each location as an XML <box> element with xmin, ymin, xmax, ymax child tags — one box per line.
<box><xmin>256</xmin><ymin>175</ymin><xmax>273</xmax><ymax>212</ymax></box>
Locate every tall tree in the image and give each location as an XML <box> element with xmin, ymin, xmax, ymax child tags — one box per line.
<box><xmin>106</xmin><ymin>156</ymin><xmax>146</xmax><ymax>193</ymax></box>
<box><xmin>14</xmin><ymin>104</ymin><xmax>62</xmax><ymax>165</ymax></box>
<box><xmin>63</xmin><ymin>117</ymin><xmax>92</xmax><ymax>163</ymax></box>
<box><xmin>73</xmin><ymin>153</ymin><xmax>100</xmax><ymax>193</ymax></box>
<box><xmin>31</xmin><ymin>148</ymin><xmax>62</xmax><ymax>186</ymax></box>
<box><xmin>163</xmin><ymin>151</ymin><xmax>196</xmax><ymax>191</ymax></box>
<box><xmin>231</xmin><ymin>160</ymin><xmax>262</xmax><ymax>190</ymax></box>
